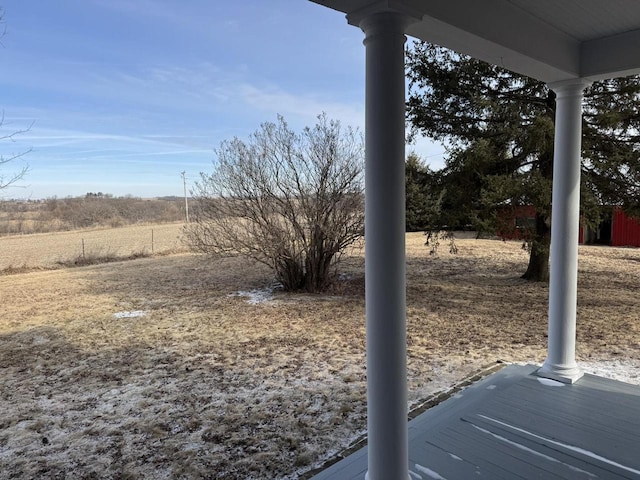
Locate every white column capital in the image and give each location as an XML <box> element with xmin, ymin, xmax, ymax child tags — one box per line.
<box><xmin>548</xmin><ymin>78</ymin><xmax>592</xmax><ymax>98</ymax></box>
<box><xmin>346</xmin><ymin>1</ymin><xmax>421</xmax><ymax>32</ymax></box>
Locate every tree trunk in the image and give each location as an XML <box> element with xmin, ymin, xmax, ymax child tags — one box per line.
<box><xmin>522</xmin><ymin>134</ymin><xmax>555</xmax><ymax>283</ymax></box>
<box><xmin>522</xmin><ymin>212</ymin><xmax>550</xmax><ymax>282</ymax></box>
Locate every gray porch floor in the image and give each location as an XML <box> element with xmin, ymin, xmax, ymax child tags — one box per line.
<box><xmin>311</xmin><ymin>364</ymin><xmax>640</xmax><ymax>479</ymax></box>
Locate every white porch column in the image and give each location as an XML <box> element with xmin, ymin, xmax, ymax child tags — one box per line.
<box><xmin>539</xmin><ymin>79</ymin><xmax>591</xmax><ymax>384</ymax></box>
<box><xmin>348</xmin><ymin>10</ymin><xmax>414</xmax><ymax>480</ymax></box>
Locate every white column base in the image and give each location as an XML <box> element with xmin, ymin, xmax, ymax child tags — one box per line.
<box><xmin>365</xmin><ymin>473</ymin><xmax>411</xmax><ymax>480</ymax></box>
<box><xmin>537</xmin><ymin>362</ymin><xmax>583</xmax><ymax>384</ymax></box>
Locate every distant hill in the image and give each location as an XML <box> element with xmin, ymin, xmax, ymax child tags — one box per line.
<box><xmin>0</xmin><ymin>195</ymin><xmax>187</xmax><ymax>236</ymax></box>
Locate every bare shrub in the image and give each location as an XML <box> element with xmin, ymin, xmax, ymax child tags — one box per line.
<box><xmin>185</xmin><ymin>114</ymin><xmax>364</xmax><ymax>293</ymax></box>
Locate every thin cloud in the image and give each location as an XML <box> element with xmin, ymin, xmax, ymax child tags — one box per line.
<box><xmin>21</xmin><ymin>128</ymin><xmax>210</xmax><ymax>149</ymax></box>
<box><xmin>238</xmin><ymin>84</ymin><xmax>364</xmax><ymax>128</ymax></box>
<box><xmin>1</xmin><ymin>1</ymin><xmax>370</xmax><ymax>198</ymax></box>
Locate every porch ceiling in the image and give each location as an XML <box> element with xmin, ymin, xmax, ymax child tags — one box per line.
<box><xmin>310</xmin><ymin>0</ymin><xmax>640</xmax><ymax>83</ymax></box>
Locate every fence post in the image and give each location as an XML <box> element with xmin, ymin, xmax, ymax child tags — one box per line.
<box><xmin>151</xmin><ymin>229</ymin><xmax>155</xmax><ymax>254</ymax></box>
<box><xmin>82</xmin><ymin>238</ymin><xmax>85</xmax><ymax>259</ymax></box>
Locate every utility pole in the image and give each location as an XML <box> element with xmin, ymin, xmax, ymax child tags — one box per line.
<box><xmin>181</xmin><ymin>171</ymin><xmax>189</xmax><ymax>223</ymax></box>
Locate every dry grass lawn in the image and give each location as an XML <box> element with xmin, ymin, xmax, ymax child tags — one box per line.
<box><xmin>0</xmin><ymin>223</ymin><xmax>186</xmax><ymax>271</ymax></box>
<box><xmin>1</xmin><ymin>232</ymin><xmax>639</xmax><ymax>478</ymax></box>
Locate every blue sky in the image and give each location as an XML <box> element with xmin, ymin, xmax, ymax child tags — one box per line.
<box><xmin>0</xmin><ymin>0</ymin><xmax>444</xmax><ymax>199</ymax></box>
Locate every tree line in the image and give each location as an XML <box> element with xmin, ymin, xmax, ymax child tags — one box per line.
<box><xmin>0</xmin><ymin>195</ymin><xmax>186</xmax><ymax>236</ymax></box>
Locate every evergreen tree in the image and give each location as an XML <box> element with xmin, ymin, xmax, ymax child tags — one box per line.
<box><xmin>406</xmin><ymin>42</ymin><xmax>640</xmax><ymax>281</ymax></box>
<box><xmin>405</xmin><ymin>152</ymin><xmax>441</xmax><ymax>232</ymax></box>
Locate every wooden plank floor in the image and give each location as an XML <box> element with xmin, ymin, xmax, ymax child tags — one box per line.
<box><xmin>312</xmin><ymin>364</ymin><xmax>640</xmax><ymax>479</ymax></box>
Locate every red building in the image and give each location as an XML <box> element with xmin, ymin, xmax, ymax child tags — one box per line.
<box><xmin>499</xmin><ymin>206</ymin><xmax>640</xmax><ymax>247</ymax></box>
<box><xmin>578</xmin><ymin>208</ymin><xmax>640</xmax><ymax>247</ymax></box>
<box><xmin>496</xmin><ymin>206</ymin><xmax>537</xmax><ymax>241</ymax></box>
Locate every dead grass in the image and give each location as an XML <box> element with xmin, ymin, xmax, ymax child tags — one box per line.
<box><xmin>1</xmin><ymin>233</ymin><xmax>639</xmax><ymax>478</ymax></box>
<box><xmin>0</xmin><ymin>222</ymin><xmax>186</xmax><ymax>273</ymax></box>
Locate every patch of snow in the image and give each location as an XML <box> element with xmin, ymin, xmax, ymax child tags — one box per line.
<box><xmin>478</xmin><ymin>414</ymin><xmax>638</xmax><ymax>476</ymax></box>
<box><xmin>415</xmin><ymin>464</ymin><xmax>449</xmax><ymax>480</ymax></box>
<box><xmin>505</xmin><ymin>360</ymin><xmax>640</xmax><ymax>386</ymax></box>
<box><xmin>579</xmin><ymin>359</ymin><xmax>640</xmax><ymax>385</ymax></box>
<box><xmin>409</xmin><ymin>470</ymin><xmax>423</xmax><ymax>479</ymax></box>
<box><xmin>31</xmin><ymin>334</ymin><xmax>50</xmax><ymax>345</ymax></box>
<box><xmin>537</xmin><ymin>378</ymin><xmax>565</xmax><ymax>387</ymax></box>
<box><xmin>486</xmin><ymin>384</ymin><xmax>497</xmax><ymax>390</ymax></box>
<box><xmin>554</xmin><ymin>444</ymin><xmax>640</xmax><ymax>476</ymax></box>
<box><xmin>113</xmin><ymin>310</ymin><xmax>147</xmax><ymax>319</ymax></box>
<box><xmin>449</xmin><ymin>453</ymin><xmax>463</xmax><ymax>461</ymax></box>
<box><xmin>228</xmin><ymin>283</ymin><xmax>282</xmax><ymax>305</ymax></box>
<box><xmin>469</xmin><ymin>419</ymin><xmax>597</xmax><ymax>477</ymax></box>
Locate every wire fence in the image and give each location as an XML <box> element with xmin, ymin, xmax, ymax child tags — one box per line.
<box><xmin>0</xmin><ymin>223</ymin><xmax>188</xmax><ymax>271</ymax></box>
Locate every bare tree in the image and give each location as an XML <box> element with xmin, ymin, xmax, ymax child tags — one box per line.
<box><xmin>1</xmin><ymin>111</ymin><xmax>30</xmax><ymax>190</ymax></box>
<box><xmin>1</xmin><ymin>9</ymin><xmax>30</xmax><ymax>191</ymax></box>
<box><xmin>185</xmin><ymin>114</ymin><xmax>364</xmax><ymax>292</ymax></box>
<box><xmin>0</xmin><ymin>8</ymin><xmax>5</xmax><ymax>47</ymax></box>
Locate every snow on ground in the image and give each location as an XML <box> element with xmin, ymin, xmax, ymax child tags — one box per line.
<box><xmin>2</xmin><ymin>237</ymin><xmax>639</xmax><ymax>478</ymax></box>
<box><xmin>228</xmin><ymin>283</ymin><xmax>283</xmax><ymax>305</ymax></box>
<box><xmin>510</xmin><ymin>360</ymin><xmax>640</xmax><ymax>386</ymax></box>
<box><xmin>113</xmin><ymin>310</ymin><xmax>148</xmax><ymax>319</ymax></box>
<box><xmin>579</xmin><ymin>359</ymin><xmax>640</xmax><ymax>385</ymax></box>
